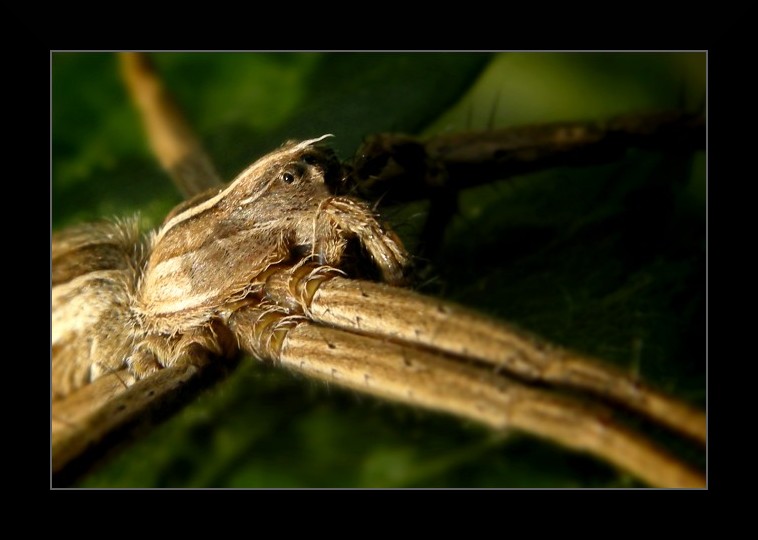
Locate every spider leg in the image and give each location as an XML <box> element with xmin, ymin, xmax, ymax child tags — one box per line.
<box><xmin>53</xmin><ymin>320</ymin><xmax>238</xmax><ymax>484</ymax></box>
<box><xmin>228</xmin><ymin>305</ymin><xmax>705</xmax><ymax>488</ymax></box>
<box><xmin>316</xmin><ymin>196</ymin><xmax>410</xmax><ymax>285</ymax></box>
<box><xmin>351</xmin><ymin>112</ymin><xmax>706</xmax><ymax>206</ymax></box>
<box><xmin>261</xmin><ymin>264</ymin><xmax>706</xmax><ymax>445</ymax></box>
<box><xmin>52</xmin><ymin>365</ymin><xmax>202</xmax><ymax>484</ymax></box>
<box><xmin>120</xmin><ymin>52</ymin><xmax>223</xmax><ymax>197</ymax></box>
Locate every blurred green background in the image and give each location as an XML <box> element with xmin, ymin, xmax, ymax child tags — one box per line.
<box><xmin>52</xmin><ymin>52</ymin><xmax>706</xmax><ymax>487</ymax></box>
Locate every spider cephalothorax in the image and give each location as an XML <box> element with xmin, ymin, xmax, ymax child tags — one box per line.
<box><xmin>54</xmin><ymin>136</ymin><xmax>410</xmax><ymax>394</ymax></box>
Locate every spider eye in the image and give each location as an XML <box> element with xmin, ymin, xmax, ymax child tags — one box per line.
<box><xmin>281</xmin><ymin>162</ymin><xmax>307</xmax><ymax>185</ymax></box>
<box><xmin>282</xmin><ymin>172</ymin><xmax>295</xmax><ymax>184</ymax></box>
<box><xmin>301</xmin><ymin>153</ymin><xmax>319</xmax><ymax>165</ymax></box>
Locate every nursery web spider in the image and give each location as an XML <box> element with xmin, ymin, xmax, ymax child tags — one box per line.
<box><xmin>52</xmin><ymin>52</ymin><xmax>706</xmax><ymax>488</ymax></box>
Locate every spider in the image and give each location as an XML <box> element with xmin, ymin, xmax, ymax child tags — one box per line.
<box><xmin>52</xmin><ymin>52</ymin><xmax>706</xmax><ymax>488</ymax></box>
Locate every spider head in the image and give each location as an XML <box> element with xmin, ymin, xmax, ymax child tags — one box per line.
<box><xmin>224</xmin><ymin>135</ymin><xmax>351</xmax><ymax>214</ymax></box>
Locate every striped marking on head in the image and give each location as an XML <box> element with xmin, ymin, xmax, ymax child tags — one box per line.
<box><xmin>155</xmin><ymin>135</ymin><xmax>335</xmax><ymax>245</ymax></box>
